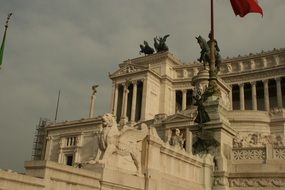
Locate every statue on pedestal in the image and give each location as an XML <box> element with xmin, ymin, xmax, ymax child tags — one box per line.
<box><xmin>154</xmin><ymin>34</ymin><xmax>170</xmax><ymax>53</ymax></box>
<box><xmin>169</xmin><ymin>129</ymin><xmax>185</xmax><ymax>149</ymax></box>
<box><xmin>139</xmin><ymin>41</ymin><xmax>154</xmax><ymax>55</ymax></box>
<box><xmin>196</xmin><ymin>35</ymin><xmax>210</xmax><ymax>69</ymax></box>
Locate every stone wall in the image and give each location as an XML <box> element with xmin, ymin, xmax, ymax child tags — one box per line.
<box><xmin>0</xmin><ymin>161</ymin><xmax>101</xmax><ymax>190</ymax></box>
<box><xmin>0</xmin><ymin>169</ymin><xmax>44</xmax><ymax>190</ymax></box>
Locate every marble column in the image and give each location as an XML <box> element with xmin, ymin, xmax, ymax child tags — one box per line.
<box><xmin>229</xmin><ymin>85</ymin><xmax>233</xmax><ymax>110</ymax></box>
<box><xmin>141</xmin><ymin>78</ymin><xmax>148</xmax><ymax>121</ymax></box>
<box><xmin>185</xmin><ymin>128</ymin><xmax>192</xmax><ymax>153</ymax></box>
<box><xmin>121</xmin><ymin>84</ymin><xmax>129</xmax><ymax>119</ymax></box>
<box><xmin>113</xmin><ymin>84</ymin><xmax>118</xmax><ymax>116</ymax></box>
<box><xmin>251</xmin><ymin>81</ymin><xmax>257</xmax><ymax>110</ymax></box>
<box><xmin>58</xmin><ymin>138</ymin><xmax>64</xmax><ymax>163</ymax></box>
<box><xmin>89</xmin><ymin>85</ymin><xmax>98</xmax><ymax>118</ymax></box>
<box><xmin>239</xmin><ymin>83</ymin><xmax>245</xmax><ymax>110</ymax></box>
<box><xmin>131</xmin><ymin>81</ymin><xmax>138</xmax><ymax>122</ymax></box>
<box><xmin>174</xmin><ymin>90</ymin><xmax>177</xmax><ymax>113</ymax></box>
<box><xmin>89</xmin><ymin>95</ymin><xmax>95</xmax><ymax>118</ymax></box>
<box><xmin>263</xmin><ymin>79</ymin><xmax>270</xmax><ymax>111</ymax></box>
<box><xmin>276</xmin><ymin>77</ymin><xmax>283</xmax><ymax>108</ymax></box>
<box><xmin>182</xmin><ymin>89</ymin><xmax>187</xmax><ymax>110</ymax></box>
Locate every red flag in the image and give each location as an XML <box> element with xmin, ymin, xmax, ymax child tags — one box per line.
<box><xmin>230</xmin><ymin>0</ymin><xmax>263</xmax><ymax>17</ymax></box>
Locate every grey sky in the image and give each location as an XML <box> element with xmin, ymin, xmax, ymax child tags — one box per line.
<box><xmin>0</xmin><ymin>0</ymin><xmax>284</xmax><ymax>172</ymax></box>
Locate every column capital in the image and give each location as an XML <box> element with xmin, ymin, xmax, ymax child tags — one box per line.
<box><xmin>124</xmin><ymin>88</ymin><xmax>129</xmax><ymax>94</ymax></box>
<box><xmin>122</xmin><ymin>82</ymin><xmax>129</xmax><ymax>88</ymax></box>
<box><xmin>275</xmin><ymin>77</ymin><xmax>281</xmax><ymax>82</ymax></box>
<box><xmin>238</xmin><ymin>83</ymin><xmax>244</xmax><ymax>87</ymax></box>
<box><xmin>113</xmin><ymin>83</ymin><xmax>118</xmax><ymax>88</ymax></box>
<box><xmin>182</xmin><ymin>89</ymin><xmax>188</xmax><ymax>93</ymax></box>
<box><xmin>250</xmin><ymin>81</ymin><xmax>256</xmax><ymax>86</ymax></box>
<box><xmin>140</xmin><ymin>78</ymin><xmax>146</xmax><ymax>83</ymax></box>
<box><xmin>117</xmin><ymin>82</ymin><xmax>124</xmax><ymax>87</ymax></box>
<box><xmin>131</xmin><ymin>80</ymin><xmax>138</xmax><ymax>85</ymax></box>
<box><xmin>262</xmin><ymin>79</ymin><xmax>269</xmax><ymax>84</ymax></box>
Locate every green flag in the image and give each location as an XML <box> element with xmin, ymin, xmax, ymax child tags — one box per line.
<box><xmin>0</xmin><ymin>13</ymin><xmax>12</xmax><ymax>69</ymax></box>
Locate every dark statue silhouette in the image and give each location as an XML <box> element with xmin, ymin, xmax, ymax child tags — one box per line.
<box><xmin>196</xmin><ymin>34</ymin><xmax>222</xmax><ymax>71</ymax></box>
<box><xmin>154</xmin><ymin>34</ymin><xmax>170</xmax><ymax>53</ymax></box>
<box><xmin>139</xmin><ymin>41</ymin><xmax>154</xmax><ymax>55</ymax></box>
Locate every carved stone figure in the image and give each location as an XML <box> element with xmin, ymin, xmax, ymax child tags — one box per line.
<box><xmin>233</xmin><ymin>133</ymin><xmax>285</xmax><ymax>148</ymax></box>
<box><xmin>139</xmin><ymin>41</ymin><xmax>154</xmax><ymax>55</ymax></box>
<box><xmin>154</xmin><ymin>34</ymin><xmax>170</xmax><ymax>53</ymax></box>
<box><xmin>97</xmin><ymin>113</ymin><xmax>120</xmax><ymax>161</ymax></box>
<box><xmin>233</xmin><ymin>133</ymin><xmax>243</xmax><ymax>148</ymax></box>
<box><xmin>169</xmin><ymin>129</ymin><xmax>185</xmax><ymax>149</ymax></box>
<box><xmin>91</xmin><ymin>113</ymin><xmax>149</xmax><ymax>174</ymax></box>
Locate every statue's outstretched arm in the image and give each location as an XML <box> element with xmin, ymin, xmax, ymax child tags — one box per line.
<box><xmin>163</xmin><ymin>34</ymin><xmax>170</xmax><ymax>41</ymax></box>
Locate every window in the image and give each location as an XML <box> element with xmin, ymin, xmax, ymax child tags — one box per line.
<box><xmin>66</xmin><ymin>136</ymin><xmax>77</xmax><ymax>146</ymax></box>
<box><xmin>66</xmin><ymin>155</ymin><xmax>73</xmax><ymax>166</ymax></box>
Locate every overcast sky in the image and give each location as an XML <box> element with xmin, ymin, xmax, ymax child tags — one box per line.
<box><xmin>0</xmin><ymin>0</ymin><xmax>284</xmax><ymax>172</ymax></box>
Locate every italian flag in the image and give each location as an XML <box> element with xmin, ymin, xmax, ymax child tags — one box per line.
<box><xmin>230</xmin><ymin>0</ymin><xmax>263</xmax><ymax>17</ymax></box>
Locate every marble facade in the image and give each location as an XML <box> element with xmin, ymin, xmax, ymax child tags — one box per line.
<box><xmin>1</xmin><ymin>48</ymin><xmax>285</xmax><ymax>190</ymax></box>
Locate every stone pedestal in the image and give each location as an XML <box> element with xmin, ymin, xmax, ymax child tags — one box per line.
<box><xmin>192</xmin><ymin>69</ymin><xmax>210</xmax><ymax>94</ymax></box>
<box><xmin>191</xmin><ymin>71</ymin><xmax>236</xmax><ymax>190</ymax></box>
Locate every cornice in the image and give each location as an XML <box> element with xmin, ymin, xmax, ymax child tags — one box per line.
<box><xmin>223</xmin><ymin>48</ymin><xmax>285</xmax><ymax>63</ymax></box>
<box><xmin>221</xmin><ymin>65</ymin><xmax>285</xmax><ymax>84</ymax></box>
<box><xmin>47</xmin><ymin>117</ymin><xmax>102</xmax><ymax>130</ymax></box>
<box><xmin>119</xmin><ymin>51</ymin><xmax>183</xmax><ymax>68</ymax></box>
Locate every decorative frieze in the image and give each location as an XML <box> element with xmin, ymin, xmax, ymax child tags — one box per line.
<box><xmin>213</xmin><ymin>176</ymin><xmax>229</xmax><ymax>186</ymax></box>
<box><xmin>233</xmin><ymin>133</ymin><xmax>285</xmax><ymax>148</ymax></box>
<box><xmin>117</xmin><ymin>65</ymin><xmax>143</xmax><ymax>75</ymax></box>
<box><xmin>273</xmin><ymin>147</ymin><xmax>285</xmax><ymax>159</ymax></box>
<box><xmin>229</xmin><ymin>177</ymin><xmax>285</xmax><ymax>187</ymax></box>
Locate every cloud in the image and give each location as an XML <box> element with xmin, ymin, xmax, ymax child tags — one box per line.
<box><xmin>0</xmin><ymin>0</ymin><xmax>284</xmax><ymax>172</ymax></box>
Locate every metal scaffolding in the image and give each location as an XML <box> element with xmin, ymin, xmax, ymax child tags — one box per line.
<box><xmin>32</xmin><ymin>118</ymin><xmax>50</xmax><ymax>160</ymax></box>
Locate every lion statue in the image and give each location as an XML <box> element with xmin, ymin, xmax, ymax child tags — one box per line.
<box><xmin>97</xmin><ymin>113</ymin><xmax>119</xmax><ymax>161</ymax></box>
<box><xmin>94</xmin><ymin>113</ymin><xmax>145</xmax><ymax>174</ymax></box>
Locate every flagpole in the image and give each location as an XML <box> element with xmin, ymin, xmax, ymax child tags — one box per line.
<box><xmin>210</xmin><ymin>0</ymin><xmax>215</xmax><ymax>79</ymax></box>
<box><xmin>0</xmin><ymin>13</ymin><xmax>12</xmax><ymax>69</ymax></box>
<box><xmin>54</xmin><ymin>90</ymin><xmax>61</xmax><ymax>123</ymax></box>
<box><xmin>2</xmin><ymin>13</ymin><xmax>12</xmax><ymax>42</ymax></box>
<box><xmin>211</xmin><ymin>0</ymin><xmax>214</xmax><ymax>40</ymax></box>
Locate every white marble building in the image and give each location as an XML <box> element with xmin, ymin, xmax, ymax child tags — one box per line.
<box><xmin>1</xmin><ymin>48</ymin><xmax>285</xmax><ymax>190</ymax></box>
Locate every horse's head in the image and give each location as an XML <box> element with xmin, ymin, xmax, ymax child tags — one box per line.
<box><xmin>196</xmin><ymin>35</ymin><xmax>209</xmax><ymax>51</ymax></box>
<box><xmin>196</xmin><ymin>36</ymin><xmax>204</xmax><ymax>46</ymax></box>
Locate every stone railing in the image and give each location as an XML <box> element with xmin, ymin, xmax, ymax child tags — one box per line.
<box><xmin>230</xmin><ymin>146</ymin><xmax>285</xmax><ymax>189</ymax></box>
<box><xmin>232</xmin><ymin>147</ymin><xmax>266</xmax><ymax>161</ymax></box>
<box><xmin>232</xmin><ymin>145</ymin><xmax>285</xmax><ymax>161</ymax></box>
